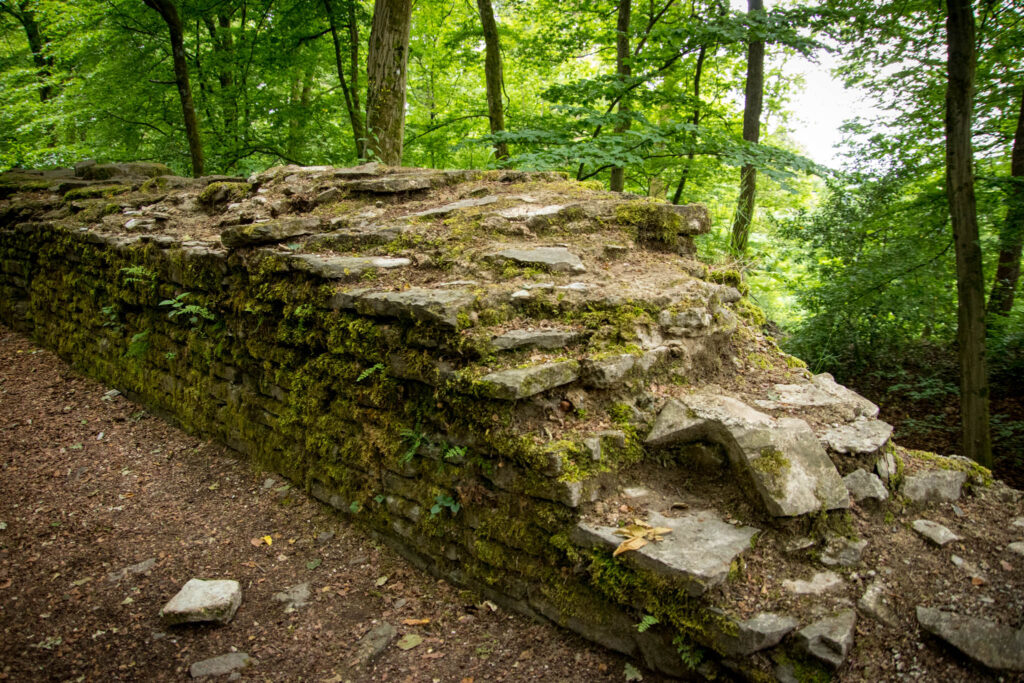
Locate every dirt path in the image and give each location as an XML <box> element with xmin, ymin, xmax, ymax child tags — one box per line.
<box><xmin>0</xmin><ymin>325</ymin><xmax>662</xmax><ymax>682</ymax></box>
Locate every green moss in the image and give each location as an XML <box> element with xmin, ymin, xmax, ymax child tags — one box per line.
<box><xmin>198</xmin><ymin>181</ymin><xmax>251</xmax><ymax>207</ymax></box>
<box><xmin>905</xmin><ymin>447</ymin><xmax>993</xmax><ymax>487</ymax></box>
<box><xmin>614</xmin><ymin>200</ymin><xmax>682</xmax><ymax>248</ymax></box>
<box><xmin>733</xmin><ymin>297</ymin><xmax>767</xmax><ymax>327</ymax></box>
<box><xmin>751</xmin><ymin>447</ymin><xmax>789</xmax><ymax>497</ymax></box>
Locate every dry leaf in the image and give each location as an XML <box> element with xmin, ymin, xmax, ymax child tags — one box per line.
<box><xmin>613</xmin><ymin>535</ymin><xmax>648</xmax><ymax>557</ymax></box>
<box><xmin>402</xmin><ymin>618</ymin><xmax>430</xmax><ymax>626</ymax></box>
<box><xmin>262</xmin><ymin>535</ymin><xmax>273</xmax><ymax>546</ymax></box>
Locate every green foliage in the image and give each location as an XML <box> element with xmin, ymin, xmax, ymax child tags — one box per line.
<box><xmin>356</xmin><ymin>362</ymin><xmax>385</xmax><ymax>382</ymax></box>
<box><xmin>125</xmin><ymin>328</ymin><xmax>150</xmax><ymax>359</ymax></box>
<box><xmin>159</xmin><ymin>292</ymin><xmax>216</xmax><ymax>326</ymax></box>
<box><xmin>430</xmin><ymin>493</ymin><xmax>461</xmax><ymax>517</ymax></box>
<box><xmin>635</xmin><ymin>614</ymin><xmax>659</xmax><ymax>633</ymax></box>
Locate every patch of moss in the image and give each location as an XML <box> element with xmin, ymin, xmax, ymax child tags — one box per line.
<box><xmin>63</xmin><ymin>185</ymin><xmax>131</xmax><ymax>201</ymax></box>
<box><xmin>198</xmin><ymin>181</ymin><xmax>251</xmax><ymax>208</ymax></box>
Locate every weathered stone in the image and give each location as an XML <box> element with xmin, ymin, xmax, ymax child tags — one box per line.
<box><xmin>411</xmin><ymin>195</ymin><xmax>497</xmax><ymax>217</ymax></box>
<box><xmin>491</xmin><ymin>328</ymin><xmax>578</xmax><ymax>351</ymax></box>
<box><xmin>79</xmin><ymin>162</ymin><xmax>171</xmax><ymax>180</ymax></box>
<box><xmin>1008</xmin><ymin>542</ymin><xmax>1024</xmax><ymax>557</ymax></box>
<box><xmin>843</xmin><ymin>469</ymin><xmax>889</xmax><ymax>506</ymax></box>
<box><xmin>659</xmin><ymin>307</ymin><xmax>712</xmax><ymax>335</ymax></box>
<box><xmin>796</xmin><ymin>610</ymin><xmax>856</xmax><ymax>669</ymax></box>
<box><xmin>876</xmin><ymin>451</ymin><xmax>900</xmax><ymax>483</ymax></box>
<box><xmin>912</xmin><ymin>519</ymin><xmax>960</xmax><ymax>547</ymax></box>
<box><xmin>917</xmin><ymin>607</ymin><xmax>1024</xmax><ymax>671</ymax></box>
<box><xmin>709</xmin><ymin>612</ymin><xmax>799</xmax><ymax>657</ymax></box>
<box><xmin>858</xmin><ymin>579</ymin><xmax>897</xmax><ymax>627</ymax></box>
<box><xmin>314</xmin><ymin>187</ymin><xmax>343</xmax><ymax>205</ymax></box>
<box><xmin>220</xmin><ymin>217</ymin><xmax>321</xmax><ymax>248</ymax></box>
<box><xmin>347</xmin><ymin>172</ymin><xmax>444</xmax><ymax>193</ymax></box>
<box><xmin>903</xmin><ymin>470</ymin><xmax>967</xmax><ymax>504</ymax></box>
<box><xmin>645</xmin><ymin>395</ymin><xmax>849</xmax><ymax>517</ymax></box>
<box><xmin>288</xmin><ymin>253</ymin><xmax>411</xmax><ymax>280</ymax></box>
<box><xmin>572</xmin><ymin>511</ymin><xmax>758</xmax><ymax>596</ymax></box>
<box><xmin>490</xmin><ymin>246</ymin><xmax>586</xmax><ymax>274</ymax></box>
<box><xmin>159</xmin><ymin>578</ymin><xmax>242</xmax><ymax>625</ymax></box>
<box><xmin>783</xmin><ymin>571</ymin><xmax>843</xmax><ymax>595</ymax></box>
<box><xmin>496</xmin><ymin>204</ymin><xmax>563</xmax><ymax>220</ymax></box>
<box><xmin>477</xmin><ymin>361</ymin><xmax>580</xmax><ymax>400</ymax></box>
<box><xmin>820</xmin><ymin>537</ymin><xmax>867</xmax><ymax>567</ymax></box>
<box><xmin>189</xmin><ymin>652</ymin><xmax>252</xmax><ymax>678</ymax></box>
<box><xmin>352</xmin><ymin>622</ymin><xmax>397</xmax><ymax>666</ymax></box>
<box><xmin>760</xmin><ymin>373</ymin><xmax>878</xmax><ymax>420</ymax></box>
<box><xmin>355</xmin><ymin>288</ymin><xmax>476</xmax><ymax>329</ymax></box>
<box><xmin>273</xmin><ymin>582</ymin><xmax>310</xmax><ymax>611</ymax></box>
<box><xmin>107</xmin><ymin>557</ymin><xmax>157</xmax><ymax>583</ymax></box>
<box><xmin>332</xmin><ymin>162</ymin><xmax>383</xmax><ymax>178</ymax></box>
<box><xmin>822</xmin><ymin>418</ymin><xmax>893</xmax><ymax>455</ymax></box>
<box><xmin>580</xmin><ymin>354</ymin><xmax>636</xmax><ymax>388</ymax></box>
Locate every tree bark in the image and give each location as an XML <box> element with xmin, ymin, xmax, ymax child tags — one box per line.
<box><xmin>609</xmin><ymin>0</ymin><xmax>632</xmax><ymax>192</ymax></box>
<box><xmin>324</xmin><ymin>0</ymin><xmax>367</xmax><ymax>159</ymax></box>
<box><xmin>987</xmin><ymin>85</ymin><xmax>1024</xmax><ymax>321</ymax></box>
<box><xmin>672</xmin><ymin>43</ymin><xmax>706</xmax><ymax>204</ymax></box>
<box><xmin>365</xmin><ymin>0</ymin><xmax>412</xmax><ymax>166</ymax></box>
<box><xmin>476</xmin><ymin>0</ymin><xmax>508</xmax><ymax>162</ymax></box>
<box><xmin>729</xmin><ymin>0</ymin><xmax>764</xmax><ymax>253</ymax></box>
<box><xmin>144</xmin><ymin>0</ymin><xmax>205</xmax><ymax>177</ymax></box>
<box><xmin>945</xmin><ymin>0</ymin><xmax>992</xmax><ymax>467</ymax></box>
<box><xmin>3</xmin><ymin>1</ymin><xmax>53</xmax><ymax>101</ymax></box>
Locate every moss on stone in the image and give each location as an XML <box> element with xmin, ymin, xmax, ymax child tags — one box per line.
<box><xmin>64</xmin><ymin>184</ymin><xmax>131</xmax><ymax>201</ymax></box>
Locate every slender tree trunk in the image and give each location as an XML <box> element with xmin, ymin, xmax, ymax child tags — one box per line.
<box><xmin>945</xmin><ymin>0</ymin><xmax>992</xmax><ymax>467</ymax></box>
<box><xmin>365</xmin><ymin>0</ymin><xmax>412</xmax><ymax>166</ymax></box>
<box><xmin>7</xmin><ymin>1</ymin><xmax>53</xmax><ymax>102</ymax></box>
<box><xmin>324</xmin><ymin>0</ymin><xmax>367</xmax><ymax>159</ymax></box>
<box><xmin>987</xmin><ymin>86</ymin><xmax>1024</xmax><ymax>321</ymax></box>
<box><xmin>144</xmin><ymin>0</ymin><xmax>205</xmax><ymax>177</ymax></box>
<box><xmin>202</xmin><ymin>13</ymin><xmax>238</xmax><ymax>165</ymax></box>
<box><xmin>672</xmin><ymin>43</ymin><xmax>706</xmax><ymax>204</ymax></box>
<box><xmin>476</xmin><ymin>0</ymin><xmax>508</xmax><ymax>162</ymax></box>
<box><xmin>729</xmin><ymin>0</ymin><xmax>764</xmax><ymax>253</ymax></box>
<box><xmin>609</xmin><ymin>0</ymin><xmax>632</xmax><ymax>192</ymax></box>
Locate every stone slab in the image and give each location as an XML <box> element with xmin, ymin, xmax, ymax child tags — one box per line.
<box><xmin>843</xmin><ymin>469</ymin><xmax>889</xmax><ymax>506</ymax></box>
<box><xmin>288</xmin><ymin>253</ymin><xmax>411</xmax><ymax>279</ymax></box>
<box><xmin>821</xmin><ymin>418</ymin><xmax>893</xmax><ymax>455</ymax></box>
<box><xmin>796</xmin><ymin>610</ymin><xmax>856</xmax><ymax>669</ymax></box>
<box><xmin>477</xmin><ymin>361</ymin><xmax>580</xmax><ymax>400</ymax></box>
<box><xmin>912</xmin><ymin>519</ymin><xmax>960</xmax><ymax>547</ymax></box>
<box><xmin>710</xmin><ymin>612</ymin><xmax>799</xmax><ymax>657</ymax></box>
<box><xmin>917</xmin><ymin>607</ymin><xmax>1024</xmax><ymax>671</ymax></box>
<box><xmin>572</xmin><ymin>511</ymin><xmax>758</xmax><ymax>596</ymax></box>
<box><xmin>490</xmin><ymin>246</ymin><xmax>586</xmax><ymax>274</ymax></box>
<box><xmin>903</xmin><ymin>470</ymin><xmax>967</xmax><ymax>504</ymax></box>
<box><xmin>783</xmin><ymin>571</ymin><xmax>843</xmax><ymax>595</ymax></box>
<box><xmin>491</xmin><ymin>328</ymin><xmax>579</xmax><ymax>351</ymax></box>
<box><xmin>189</xmin><ymin>652</ymin><xmax>252</xmax><ymax>678</ymax></box>
<box><xmin>355</xmin><ymin>288</ymin><xmax>476</xmax><ymax>329</ymax></box>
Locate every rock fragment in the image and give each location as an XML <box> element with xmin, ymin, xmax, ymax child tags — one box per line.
<box><xmin>189</xmin><ymin>652</ymin><xmax>252</xmax><ymax>678</ymax></box>
<box><xmin>796</xmin><ymin>610</ymin><xmax>856</xmax><ymax>669</ymax></box>
<box><xmin>917</xmin><ymin>607</ymin><xmax>1024</xmax><ymax>671</ymax></box>
<box><xmin>821</xmin><ymin>418</ymin><xmax>893</xmax><ymax>455</ymax></box>
<box><xmin>903</xmin><ymin>470</ymin><xmax>967</xmax><ymax>504</ymax></box>
<box><xmin>843</xmin><ymin>469</ymin><xmax>889</xmax><ymax>506</ymax></box>
<box><xmin>352</xmin><ymin>622</ymin><xmax>397</xmax><ymax>666</ymax></box>
<box><xmin>911</xmin><ymin>519</ymin><xmax>960</xmax><ymax>547</ymax></box>
<box><xmin>159</xmin><ymin>578</ymin><xmax>242</xmax><ymax>625</ymax></box>
<box><xmin>477</xmin><ymin>361</ymin><xmax>580</xmax><ymax>400</ymax></box>
<box><xmin>858</xmin><ymin>579</ymin><xmax>898</xmax><ymax>627</ymax></box>
<box><xmin>490</xmin><ymin>246</ymin><xmax>586</xmax><ymax>274</ymax></box>
<box><xmin>710</xmin><ymin>612</ymin><xmax>799</xmax><ymax>657</ymax></box>
<box><xmin>783</xmin><ymin>571</ymin><xmax>844</xmax><ymax>595</ymax></box>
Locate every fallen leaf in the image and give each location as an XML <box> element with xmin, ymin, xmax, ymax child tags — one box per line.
<box><xmin>375</xmin><ymin>575</ymin><xmax>389</xmax><ymax>586</ymax></box>
<box><xmin>306</xmin><ymin>558</ymin><xmax>322</xmax><ymax>571</ymax></box>
<box><xmin>250</xmin><ymin>537</ymin><xmax>263</xmax><ymax>547</ymax></box>
<box><xmin>402</xmin><ymin>618</ymin><xmax>430</xmax><ymax>626</ymax></box>
<box><xmin>396</xmin><ymin>633</ymin><xmax>423</xmax><ymax>651</ymax></box>
<box><xmin>208</xmin><ymin>483</ymin><xmax>220</xmax><ymax>491</ymax></box>
<box><xmin>971</xmin><ymin>576</ymin><xmax>986</xmax><ymax>586</ymax></box>
<box><xmin>262</xmin><ymin>535</ymin><xmax>273</xmax><ymax>546</ymax></box>
<box><xmin>613</xmin><ymin>535</ymin><xmax>648</xmax><ymax>557</ymax></box>
<box><xmin>0</xmin><ymin>579</ymin><xmax>12</xmax><ymax>589</ymax></box>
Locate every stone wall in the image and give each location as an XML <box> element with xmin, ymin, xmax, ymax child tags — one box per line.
<box><xmin>1</xmin><ymin>161</ymin><xmax>1010</xmax><ymax>680</ymax></box>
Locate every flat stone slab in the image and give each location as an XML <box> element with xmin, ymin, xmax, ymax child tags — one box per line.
<box><xmin>491</xmin><ymin>328</ymin><xmax>578</xmax><ymax>351</ymax></box>
<box><xmin>273</xmin><ymin>582</ymin><xmax>310</xmax><ymax>611</ymax></box>
<box><xmin>477</xmin><ymin>361</ymin><xmax>580</xmax><ymax>400</ymax></box>
<box><xmin>190</xmin><ymin>652</ymin><xmax>252</xmax><ymax>678</ymax></box>
<box><xmin>288</xmin><ymin>254</ymin><xmax>411</xmax><ymax>280</ymax></box>
<box><xmin>820</xmin><ymin>537</ymin><xmax>867</xmax><ymax>567</ymax></box>
<box><xmin>496</xmin><ymin>204</ymin><xmax>564</xmax><ymax>219</ymax></box>
<box><xmin>220</xmin><ymin>217</ymin><xmax>321</xmax><ymax>249</ymax></box>
<box><xmin>758</xmin><ymin>373</ymin><xmax>878</xmax><ymax>420</ymax></box>
<box><xmin>709</xmin><ymin>612</ymin><xmax>799</xmax><ymax>657</ymax></box>
<box><xmin>646</xmin><ymin>395</ymin><xmax>848</xmax><ymax>517</ymax></box>
<box><xmin>490</xmin><ymin>246</ymin><xmax>586</xmax><ymax>274</ymax></box>
<box><xmin>783</xmin><ymin>571</ymin><xmax>844</xmax><ymax>595</ymax></box>
<box><xmin>903</xmin><ymin>470</ymin><xmax>967</xmax><ymax>504</ymax></box>
<box><xmin>160</xmin><ymin>578</ymin><xmax>242</xmax><ymax>625</ymax></box>
<box><xmin>843</xmin><ymin>468</ymin><xmax>889</xmax><ymax>506</ymax></box>
<box><xmin>410</xmin><ymin>195</ymin><xmax>497</xmax><ymax>218</ymax></box>
<box><xmin>796</xmin><ymin>610</ymin><xmax>856</xmax><ymax>669</ymax></box>
<box><xmin>580</xmin><ymin>354</ymin><xmax>636</xmax><ymax>388</ymax></box>
<box><xmin>821</xmin><ymin>418</ymin><xmax>893</xmax><ymax>455</ymax></box>
<box><xmin>571</xmin><ymin>511</ymin><xmax>759</xmax><ymax>596</ymax></box>
<box><xmin>912</xmin><ymin>519</ymin><xmax>960</xmax><ymax>546</ymax></box>
<box><xmin>917</xmin><ymin>607</ymin><xmax>1024</xmax><ymax>671</ymax></box>
<box><xmin>355</xmin><ymin>288</ymin><xmax>476</xmax><ymax>329</ymax></box>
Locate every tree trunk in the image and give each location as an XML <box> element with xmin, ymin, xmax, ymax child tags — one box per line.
<box><xmin>987</xmin><ymin>85</ymin><xmax>1024</xmax><ymax>321</ymax></box>
<box><xmin>608</xmin><ymin>0</ymin><xmax>632</xmax><ymax>192</ymax></box>
<box><xmin>324</xmin><ymin>0</ymin><xmax>367</xmax><ymax>159</ymax></box>
<box><xmin>945</xmin><ymin>0</ymin><xmax>992</xmax><ymax>467</ymax></box>
<box><xmin>365</xmin><ymin>0</ymin><xmax>412</xmax><ymax>166</ymax></box>
<box><xmin>476</xmin><ymin>0</ymin><xmax>508</xmax><ymax>162</ymax></box>
<box><xmin>672</xmin><ymin>43</ymin><xmax>706</xmax><ymax>204</ymax></box>
<box><xmin>729</xmin><ymin>0</ymin><xmax>764</xmax><ymax>253</ymax></box>
<box><xmin>202</xmin><ymin>13</ymin><xmax>238</xmax><ymax>165</ymax></box>
<box><xmin>144</xmin><ymin>0</ymin><xmax>205</xmax><ymax>177</ymax></box>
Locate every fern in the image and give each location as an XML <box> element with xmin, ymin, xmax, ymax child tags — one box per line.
<box><xmin>635</xmin><ymin>614</ymin><xmax>659</xmax><ymax>633</ymax></box>
<box><xmin>357</xmin><ymin>363</ymin><xmax>385</xmax><ymax>382</ymax></box>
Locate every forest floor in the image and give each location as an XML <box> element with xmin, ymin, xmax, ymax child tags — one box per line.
<box><xmin>0</xmin><ymin>326</ymin><xmax>665</xmax><ymax>682</ymax></box>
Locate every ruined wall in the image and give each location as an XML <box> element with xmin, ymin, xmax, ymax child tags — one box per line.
<box><xmin>0</xmin><ymin>162</ymin><xmax>1007</xmax><ymax>681</ymax></box>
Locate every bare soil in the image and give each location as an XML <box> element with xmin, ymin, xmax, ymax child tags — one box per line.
<box><xmin>0</xmin><ymin>325</ymin><xmax>665</xmax><ymax>682</ymax></box>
